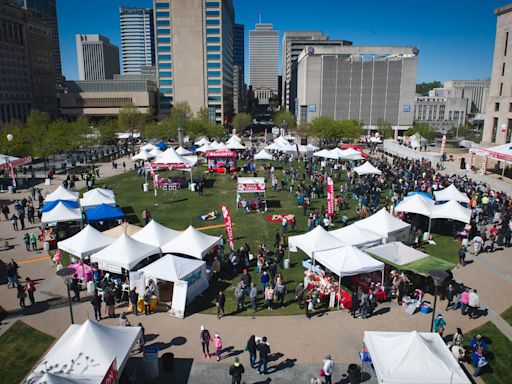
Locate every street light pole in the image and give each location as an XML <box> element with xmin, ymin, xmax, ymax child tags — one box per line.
<box><xmin>430</xmin><ymin>284</ymin><xmax>438</xmax><ymax>332</ymax></box>
<box><xmin>57</xmin><ymin>267</ymin><xmax>76</xmax><ymax>324</ymax></box>
<box><xmin>429</xmin><ymin>269</ymin><xmax>449</xmax><ymax>332</ymax></box>
<box><xmin>66</xmin><ymin>281</ymin><xmax>75</xmax><ymax>324</ymax></box>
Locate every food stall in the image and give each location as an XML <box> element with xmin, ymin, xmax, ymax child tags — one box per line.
<box><xmin>236</xmin><ymin>177</ymin><xmax>267</xmax><ymax>212</ymax></box>
<box><xmin>206</xmin><ymin>149</ymin><xmax>237</xmax><ymax>173</ymax></box>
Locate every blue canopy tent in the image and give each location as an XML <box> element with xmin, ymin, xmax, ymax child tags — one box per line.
<box><xmin>85</xmin><ymin>203</ymin><xmax>125</xmax><ymax>223</ymax></box>
<box><xmin>155</xmin><ymin>141</ymin><xmax>168</xmax><ymax>151</ymax></box>
<box><xmin>41</xmin><ymin>199</ymin><xmax>80</xmax><ymax>213</ymax></box>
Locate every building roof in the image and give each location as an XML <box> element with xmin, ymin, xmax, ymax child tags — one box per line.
<box><xmin>496</xmin><ymin>3</ymin><xmax>512</xmax><ymax>16</ymax></box>
<box><xmin>65</xmin><ymin>80</ymin><xmax>157</xmax><ymax>93</ymax></box>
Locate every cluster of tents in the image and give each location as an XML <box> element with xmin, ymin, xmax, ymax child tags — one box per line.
<box><xmin>41</xmin><ymin>186</ymin><xmax>124</xmax><ymax>226</ymax></box>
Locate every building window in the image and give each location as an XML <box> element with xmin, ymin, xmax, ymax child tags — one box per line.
<box><xmin>160</xmin><ymin>79</ymin><xmax>172</xmax><ymax>85</ymax></box>
<box><xmin>495</xmin><ymin>102</ymin><xmax>500</xmax><ymax>112</ymax></box>
<box><xmin>205</xmin><ymin>2</ymin><xmax>220</xmax><ymax>7</ymax></box>
<box><xmin>158</xmin><ymin>54</ymin><xmax>171</xmax><ymax>60</ymax></box>
<box><xmin>509</xmin><ymin>103</ymin><xmax>512</xmax><ymax>112</ymax></box>
<box><xmin>505</xmin><ymin>32</ymin><xmax>509</xmax><ymax>56</ymax></box>
<box><xmin>156</xmin><ymin>2</ymin><xmax>169</xmax><ymax>9</ymax></box>
<box><xmin>208</xmin><ymin>71</ymin><xmax>221</xmax><ymax>77</ymax></box>
<box><xmin>207</xmin><ymin>36</ymin><xmax>220</xmax><ymax>43</ymax></box>
<box><xmin>158</xmin><ymin>46</ymin><xmax>171</xmax><ymax>52</ymax></box>
<box><xmin>207</xmin><ymin>62</ymin><xmax>220</xmax><ymax>68</ymax></box>
<box><xmin>508</xmin><ymin>119</ymin><xmax>512</xmax><ymax>143</ymax></box>
<box><xmin>492</xmin><ymin>117</ymin><xmax>498</xmax><ymax>142</ymax></box>
<box><xmin>206</xmin><ymin>19</ymin><xmax>220</xmax><ymax>25</ymax></box>
<box><xmin>157</xmin><ymin>29</ymin><xmax>171</xmax><ymax>35</ymax></box>
<box><xmin>157</xmin><ymin>37</ymin><xmax>171</xmax><ymax>43</ymax></box>
<box><xmin>206</xmin><ymin>28</ymin><xmax>220</xmax><ymax>35</ymax></box>
<box><xmin>156</xmin><ymin>11</ymin><xmax>170</xmax><ymax>17</ymax></box>
<box><xmin>300</xmin><ymin>105</ymin><xmax>308</xmax><ymax>122</ymax></box>
<box><xmin>208</xmin><ymin>79</ymin><xmax>221</xmax><ymax>85</ymax></box>
<box><xmin>500</xmin><ymin>83</ymin><xmax>503</xmax><ymax>96</ymax></box>
<box><xmin>208</xmin><ymin>96</ymin><xmax>222</xmax><ymax>101</ymax></box>
<box><xmin>207</xmin><ymin>45</ymin><xmax>220</xmax><ymax>52</ymax></box>
<box><xmin>156</xmin><ymin>20</ymin><xmax>170</xmax><ymax>26</ymax></box>
<box><xmin>207</xmin><ymin>54</ymin><xmax>220</xmax><ymax>60</ymax></box>
<box><xmin>160</xmin><ymin>87</ymin><xmax>173</xmax><ymax>93</ymax></box>
<box><xmin>503</xmin><ymin>62</ymin><xmax>506</xmax><ymax>76</ymax></box>
<box><xmin>206</xmin><ymin>10</ymin><xmax>220</xmax><ymax>16</ymax></box>
<box><xmin>158</xmin><ymin>71</ymin><xmax>172</xmax><ymax>77</ymax></box>
<box><xmin>159</xmin><ymin>63</ymin><xmax>172</xmax><ymax>69</ymax></box>
<box><xmin>208</xmin><ymin>87</ymin><xmax>221</xmax><ymax>94</ymax></box>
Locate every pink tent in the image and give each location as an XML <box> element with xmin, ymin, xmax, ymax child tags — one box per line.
<box><xmin>68</xmin><ymin>261</ymin><xmax>94</xmax><ymax>282</ymax></box>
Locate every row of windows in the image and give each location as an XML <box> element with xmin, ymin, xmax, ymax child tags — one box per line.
<box><xmin>207</xmin><ymin>45</ymin><xmax>220</xmax><ymax>52</ymax></box>
<box><xmin>160</xmin><ymin>87</ymin><xmax>173</xmax><ymax>93</ymax></box>
<box><xmin>206</xmin><ymin>10</ymin><xmax>220</xmax><ymax>16</ymax></box>
<box><xmin>160</xmin><ymin>79</ymin><xmax>172</xmax><ymax>85</ymax></box>
<box><xmin>206</xmin><ymin>28</ymin><xmax>220</xmax><ymax>35</ymax></box>
<box><xmin>159</xmin><ymin>62</ymin><xmax>172</xmax><ymax>69</ymax></box>
<box><xmin>208</xmin><ymin>71</ymin><xmax>220</xmax><ymax>77</ymax></box>
<box><xmin>157</xmin><ymin>28</ymin><xmax>170</xmax><ymax>35</ymax></box>
<box><xmin>158</xmin><ymin>46</ymin><xmax>171</xmax><ymax>52</ymax></box>
<box><xmin>205</xmin><ymin>2</ymin><xmax>219</xmax><ymax>7</ymax></box>
<box><xmin>157</xmin><ymin>37</ymin><xmax>171</xmax><ymax>43</ymax></box>
<box><xmin>156</xmin><ymin>2</ymin><xmax>169</xmax><ymax>9</ymax></box>
<box><xmin>208</xmin><ymin>79</ymin><xmax>220</xmax><ymax>85</ymax></box>
<box><xmin>205</xmin><ymin>19</ymin><xmax>219</xmax><ymax>25</ymax></box>
<box><xmin>156</xmin><ymin>20</ymin><xmax>170</xmax><ymax>26</ymax></box>
<box><xmin>156</xmin><ymin>11</ymin><xmax>170</xmax><ymax>17</ymax></box>
<box><xmin>158</xmin><ymin>54</ymin><xmax>171</xmax><ymax>60</ymax></box>
<box><xmin>207</xmin><ymin>62</ymin><xmax>220</xmax><ymax>68</ymax></box>
<box><xmin>159</xmin><ymin>71</ymin><xmax>172</xmax><ymax>77</ymax></box>
<box><xmin>208</xmin><ymin>87</ymin><xmax>221</xmax><ymax>93</ymax></box>
<box><xmin>494</xmin><ymin>102</ymin><xmax>512</xmax><ymax>112</ymax></box>
<box><xmin>207</xmin><ymin>36</ymin><xmax>220</xmax><ymax>43</ymax></box>
<box><xmin>207</xmin><ymin>54</ymin><xmax>220</xmax><ymax>60</ymax></box>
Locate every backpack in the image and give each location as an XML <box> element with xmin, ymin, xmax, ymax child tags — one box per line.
<box><xmin>200</xmin><ymin>330</ymin><xmax>210</xmax><ymax>343</ymax></box>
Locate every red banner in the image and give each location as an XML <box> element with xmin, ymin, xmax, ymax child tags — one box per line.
<box><xmin>205</xmin><ymin>149</ymin><xmax>237</xmax><ymax>158</ymax></box>
<box><xmin>0</xmin><ymin>156</ymin><xmax>32</xmax><ymax>169</ymax></box>
<box><xmin>327</xmin><ymin>177</ymin><xmax>334</xmax><ymax>217</ymax></box>
<box><xmin>101</xmin><ymin>358</ymin><xmax>118</xmax><ymax>384</ymax></box>
<box><xmin>237</xmin><ymin>183</ymin><xmax>265</xmax><ymax>192</ymax></box>
<box><xmin>221</xmin><ymin>205</ymin><xmax>234</xmax><ymax>251</ymax></box>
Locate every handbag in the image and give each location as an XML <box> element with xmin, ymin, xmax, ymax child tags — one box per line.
<box><xmin>319</xmin><ymin>369</ymin><xmax>325</xmax><ymax>377</ymax></box>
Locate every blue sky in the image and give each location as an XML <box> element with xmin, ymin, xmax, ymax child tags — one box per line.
<box><xmin>58</xmin><ymin>0</ymin><xmax>507</xmax><ymax>83</ymax></box>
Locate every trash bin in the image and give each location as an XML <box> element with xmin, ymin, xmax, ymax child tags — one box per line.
<box><xmin>283</xmin><ymin>259</ymin><xmax>290</xmax><ymax>269</ymax></box>
<box><xmin>87</xmin><ymin>281</ymin><xmax>96</xmax><ymax>294</ymax></box>
<box><xmin>7</xmin><ymin>186</ymin><xmax>13</xmax><ymax>194</ymax></box>
<box><xmin>43</xmin><ymin>242</ymin><xmax>50</xmax><ymax>252</ymax></box>
<box><xmin>143</xmin><ymin>183</ymin><xmax>149</xmax><ymax>192</ymax></box>
<box><xmin>162</xmin><ymin>353</ymin><xmax>174</xmax><ymax>372</ymax></box>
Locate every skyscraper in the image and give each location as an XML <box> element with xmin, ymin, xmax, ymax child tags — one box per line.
<box><xmin>76</xmin><ymin>34</ymin><xmax>120</xmax><ymax>80</ymax></box>
<box><xmin>119</xmin><ymin>7</ymin><xmax>155</xmax><ymax>74</ymax></box>
<box><xmin>483</xmin><ymin>3</ymin><xmax>512</xmax><ymax>145</ymax></box>
<box><xmin>153</xmin><ymin>0</ymin><xmax>234</xmax><ymax>123</ymax></box>
<box><xmin>233</xmin><ymin>23</ymin><xmax>244</xmax><ymax>113</ymax></box>
<box><xmin>281</xmin><ymin>31</ymin><xmax>352</xmax><ymax>114</ymax></box>
<box><xmin>249</xmin><ymin>23</ymin><xmax>278</xmax><ymax>104</ymax></box>
<box><xmin>14</xmin><ymin>0</ymin><xmax>63</xmax><ymax>88</ymax></box>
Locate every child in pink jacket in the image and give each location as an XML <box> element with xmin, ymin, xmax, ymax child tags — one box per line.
<box><xmin>213</xmin><ymin>333</ymin><xmax>223</xmax><ymax>361</ymax></box>
<box><xmin>460</xmin><ymin>289</ymin><xmax>470</xmax><ymax>315</ymax></box>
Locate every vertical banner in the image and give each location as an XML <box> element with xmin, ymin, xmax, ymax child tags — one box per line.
<box><xmin>101</xmin><ymin>358</ymin><xmax>118</xmax><ymax>384</ymax></box>
<box><xmin>481</xmin><ymin>156</ymin><xmax>487</xmax><ymax>175</ymax></box>
<box><xmin>221</xmin><ymin>205</ymin><xmax>234</xmax><ymax>251</ymax></box>
<box><xmin>8</xmin><ymin>162</ymin><xmax>16</xmax><ymax>188</ymax></box>
<box><xmin>440</xmin><ymin>135</ymin><xmax>446</xmax><ymax>154</ymax></box>
<box><xmin>467</xmin><ymin>150</ymin><xmax>475</xmax><ymax>170</ymax></box>
<box><xmin>327</xmin><ymin>177</ymin><xmax>334</xmax><ymax>217</ymax></box>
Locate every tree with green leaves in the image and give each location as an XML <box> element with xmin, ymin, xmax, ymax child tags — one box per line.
<box><xmin>196</xmin><ymin>107</ymin><xmax>209</xmax><ymax>123</ymax></box>
<box><xmin>0</xmin><ymin>121</ymin><xmax>29</xmax><ymax>156</ymax></box>
<box><xmin>405</xmin><ymin>122</ymin><xmax>436</xmax><ymax>141</ymax></box>
<box><xmin>117</xmin><ymin>102</ymin><xmax>146</xmax><ymax>136</ymax></box>
<box><xmin>96</xmin><ymin>119</ymin><xmax>119</xmax><ymax>144</ymax></box>
<box><xmin>25</xmin><ymin>110</ymin><xmax>52</xmax><ymax>158</ymax></box>
<box><xmin>376</xmin><ymin>120</ymin><xmax>394</xmax><ymax>139</ymax></box>
<box><xmin>274</xmin><ymin>110</ymin><xmax>296</xmax><ymax>131</ymax></box>
<box><xmin>232</xmin><ymin>112</ymin><xmax>252</xmax><ymax>132</ymax></box>
<box><xmin>416</xmin><ymin>81</ymin><xmax>442</xmax><ymax>96</ymax></box>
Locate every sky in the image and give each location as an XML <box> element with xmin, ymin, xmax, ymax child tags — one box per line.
<box><xmin>58</xmin><ymin>0</ymin><xmax>507</xmax><ymax>83</ymax></box>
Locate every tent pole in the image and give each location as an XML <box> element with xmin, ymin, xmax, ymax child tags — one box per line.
<box><xmin>381</xmin><ymin>269</ymin><xmax>384</xmax><ymax>285</ymax></box>
<box><xmin>338</xmin><ymin>274</ymin><xmax>341</xmax><ymax>310</ymax></box>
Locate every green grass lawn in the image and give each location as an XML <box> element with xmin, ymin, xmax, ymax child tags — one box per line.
<box><xmin>465</xmin><ymin>322</ymin><xmax>512</xmax><ymax>384</ymax></box>
<box><xmin>501</xmin><ymin>306</ymin><xmax>512</xmax><ymax>327</ymax></box>
<box><xmin>96</xmin><ymin>162</ymin><xmax>460</xmax><ymax>316</ymax></box>
<box><xmin>0</xmin><ymin>321</ymin><xmax>55</xmax><ymax>384</ymax></box>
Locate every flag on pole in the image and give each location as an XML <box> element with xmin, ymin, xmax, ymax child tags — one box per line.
<box><xmin>221</xmin><ymin>205</ymin><xmax>234</xmax><ymax>251</ymax></box>
<box><xmin>327</xmin><ymin>177</ymin><xmax>334</xmax><ymax>217</ymax></box>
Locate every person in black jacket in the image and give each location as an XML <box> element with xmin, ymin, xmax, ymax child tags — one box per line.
<box><xmin>129</xmin><ymin>287</ymin><xmax>139</xmax><ymax>316</ymax></box>
<box><xmin>257</xmin><ymin>336</ymin><xmax>271</xmax><ymax>374</ymax></box>
<box><xmin>246</xmin><ymin>335</ymin><xmax>257</xmax><ymax>368</ymax></box>
<box><xmin>70</xmin><ymin>274</ymin><xmax>80</xmax><ymax>302</ymax></box>
<box><xmin>229</xmin><ymin>357</ymin><xmax>245</xmax><ymax>384</ymax></box>
<box><xmin>90</xmin><ymin>290</ymin><xmax>102</xmax><ymax>321</ymax></box>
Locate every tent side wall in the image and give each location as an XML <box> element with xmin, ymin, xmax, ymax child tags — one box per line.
<box><xmin>184</xmin><ymin>264</ymin><xmax>209</xmax><ymax>304</ymax></box>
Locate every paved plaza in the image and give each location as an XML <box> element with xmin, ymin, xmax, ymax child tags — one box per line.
<box><xmin>0</xmin><ymin>156</ymin><xmax>511</xmax><ymax>383</ymax></box>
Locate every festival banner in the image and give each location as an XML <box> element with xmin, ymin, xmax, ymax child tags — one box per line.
<box><xmin>221</xmin><ymin>205</ymin><xmax>234</xmax><ymax>250</ymax></box>
<box><xmin>0</xmin><ymin>156</ymin><xmax>32</xmax><ymax>169</ymax></box>
<box><xmin>327</xmin><ymin>177</ymin><xmax>334</xmax><ymax>217</ymax></box>
<box><xmin>101</xmin><ymin>358</ymin><xmax>118</xmax><ymax>384</ymax></box>
<box><xmin>9</xmin><ymin>161</ymin><xmax>16</xmax><ymax>188</ymax></box>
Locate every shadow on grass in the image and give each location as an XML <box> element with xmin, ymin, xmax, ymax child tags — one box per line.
<box><xmin>186</xmin><ymin>280</ymin><xmax>231</xmax><ymax>316</ymax></box>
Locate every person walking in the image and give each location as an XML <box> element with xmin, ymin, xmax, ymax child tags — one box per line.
<box><xmin>129</xmin><ymin>287</ymin><xmax>139</xmax><ymax>316</ymax></box>
<box><xmin>11</xmin><ymin>213</ymin><xmax>18</xmax><ymax>231</ymax></box>
<box><xmin>23</xmin><ymin>233</ymin><xmax>30</xmax><ymax>251</ymax></box>
<box><xmin>6</xmin><ymin>262</ymin><xmax>18</xmax><ymax>288</ymax></box>
<box><xmin>143</xmin><ymin>286</ymin><xmax>152</xmax><ymax>315</ymax></box>
<box><xmin>457</xmin><ymin>245</ymin><xmax>467</xmax><ymax>266</ymax></box>
<box><xmin>90</xmin><ymin>290</ymin><xmax>102</xmax><ymax>321</ymax></box>
<box><xmin>295</xmin><ymin>282</ymin><xmax>304</xmax><ymax>310</ymax></box>
<box><xmin>216</xmin><ymin>291</ymin><xmax>225</xmax><ymax>319</ymax></box>
<box><xmin>468</xmin><ymin>289</ymin><xmax>480</xmax><ymax>319</ymax></box>
<box><xmin>213</xmin><ymin>333</ymin><xmax>223</xmax><ymax>361</ymax></box>
<box><xmin>275</xmin><ymin>279</ymin><xmax>286</xmax><ymax>307</ymax></box>
<box><xmin>200</xmin><ymin>325</ymin><xmax>211</xmax><ymax>359</ymax></box>
<box><xmin>445</xmin><ymin>284</ymin><xmax>455</xmax><ymax>311</ymax></box>
<box><xmin>70</xmin><ymin>274</ymin><xmax>81</xmax><ymax>301</ymax></box>
<box><xmin>460</xmin><ymin>288</ymin><xmax>470</xmax><ymax>315</ymax></box>
<box><xmin>265</xmin><ymin>284</ymin><xmax>274</xmax><ymax>310</ymax></box>
<box><xmin>104</xmin><ymin>289</ymin><xmax>116</xmax><ymax>318</ymax></box>
<box><xmin>26</xmin><ymin>277</ymin><xmax>36</xmax><ymax>305</ymax></box>
<box><xmin>260</xmin><ymin>271</ymin><xmax>269</xmax><ymax>292</ymax></box>
<box><xmin>17</xmin><ymin>283</ymin><xmax>27</xmax><ymax>307</ymax></box>
<box><xmin>142</xmin><ymin>209</ymin><xmax>151</xmax><ymax>225</ymax></box>
<box><xmin>234</xmin><ymin>281</ymin><xmax>245</xmax><ymax>311</ymax></box>
<box><xmin>246</xmin><ymin>335</ymin><xmax>257</xmax><ymax>368</ymax></box>
<box><xmin>359</xmin><ymin>290</ymin><xmax>369</xmax><ymax>320</ymax></box>
<box><xmin>29</xmin><ymin>233</ymin><xmax>37</xmax><ymax>251</ymax></box>
<box><xmin>257</xmin><ymin>336</ymin><xmax>271</xmax><ymax>374</ymax></box>
<box><xmin>322</xmin><ymin>355</ymin><xmax>334</xmax><ymax>384</ymax></box>
<box><xmin>433</xmin><ymin>314</ymin><xmax>446</xmax><ymax>336</ymax></box>
<box><xmin>118</xmin><ymin>313</ymin><xmax>131</xmax><ymax>326</ymax></box>
<box><xmin>351</xmin><ymin>289</ymin><xmax>360</xmax><ymax>318</ymax></box>
<box><xmin>2</xmin><ymin>204</ymin><xmax>9</xmax><ymax>221</ymax></box>
<box><xmin>249</xmin><ymin>283</ymin><xmax>258</xmax><ymax>312</ymax></box>
<box><xmin>229</xmin><ymin>357</ymin><xmax>245</xmax><ymax>384</ymax></box>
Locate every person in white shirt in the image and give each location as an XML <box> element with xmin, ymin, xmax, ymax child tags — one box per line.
<box><xmin>322</xmin><ymin>354</ymin><xmax>334</xmax><ymax>384</ymax></box>
<box><xmin>468</xmin><ymin>289</ymin><xmax>480</xmax><ymax>319</ymax></box>
<box><xmin>472</xmin><ymin>235</ymin><xmax>484</xmax><ymax>255</ymax></box>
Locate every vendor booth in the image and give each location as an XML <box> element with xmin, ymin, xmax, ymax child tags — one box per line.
<box><xmin>103</xmin><ymin>223</ymin><xmax>142</xmax><ymax>238</ymax></box>
<box><xmin>44</xmin><ymin>185</ymin><xmax>79</xmax><ymax>203</ymax></box>
<box><xmin>329</xmin><ymin>224</ymin><xmax>383</xmax><ymax>248</ymax></box>
<box><xmin>433</xmin><ymin>184</ymin><xmax>470</xmax><ymax>204</ymax></box>
<box><xmin>470</xmin><ymin>141</ymin><xmax>512</xmax><ymax>175</ymax></box>
<box><xmin>41</xmin><ymin>199</ymin><xmax>79</xmax><ymax>213</ymax></box>
<box><xmin>363</xmin><ymin>331</ymin><xmax>471</xmax><ymax>384</ymax></box>
<box><xmin>196</xmin><ymin>143</ymin><xmax>212</xmax><ymax>153</ymax></box>
<box><xmin>395</xmin><ymin>194</ymin><xmax>434</xmax><ymax>217</ymax></box>
<box><xmin>85</xmin><ymin>204</ymin><xmax>125</xmax><ymax>223</ymax></box>
<box><xmin>355</xmin><ymin>208</ymin><xmax>411</xmax><ymax>242</ymax></box>
<box><xmin>353</xmin><ymin>161</ymin><xmax>382</xmax><ymax>176</ymax></box>
<box><xmin>313</xmin><ymin>149</ymin><xmax>338</xmax><ymax>160</ymax></box>
<box><xmin>289</xmin><ymin>225</ymin><xmax>346</xmax><ymax>265</ymax></box>
<box><xmin>80</xmin><ymin>189</ymin><xmax>116</xmax><ymax>210</ymax></box>
<box><xmin>26</xmin><ymin>320</ymin><xmax>142</xmax><ymax>384</ymax></box>
<box><xmin>206</xmin><ymin>149</ymin><xmax>237</xmax><ymax>173</ymax></box>
<box><xmin>254</xmin><ymin>149</ymin><xmax>273</xmax><ymax>161</ymax></box>
<box><xmin>41</xmin><ymin>202</ymin><xmax>83</xmax><ymax>225</ymax></box>
<box><xmin>430</xmin><ymin>200</ymin><xmax>472</xmax><ymax>224</ymax></box>
<box><xmin>139</xmin><ymin>255</ymin><xmax>209</xmax><ymax>318</ymax></box>
<box><xmin>176</xmin><ymin>146</ymin><xmax>192</xmax><ymax>156</ymax></box>
<box><xmin>367</xmin><ymin>242</ymin><xmax>428</xmax><ymax>266</ymax></box>
<box><xmin>236</xmin><ymin>177</ymin><xmax>267</xmax><ymax>212</ymax></box>
<box><xmin>195</xmin><ymin>137</ymin><xmax>210</xmax><ymax>146</ymax></box>
<box><xmin>161</xmin><ymin>225</ymin><xmax>221</xmax><ymax>260</ymax></box>
<box><xmin>132</xmin><ymin>219</ymin><xmax>180</xmax><ymax>249</ymax></box>
<box><xmin>57</xmin><ymin>224</ymin><xmax>114</xmax><ymax>259</ymax></box>
<box><xmin>152</xmin><ymin>147</ymin><xmax>198</xmax><ymax>170</ymax></box>
<box><xmin>90</xmin><ymin>233</ymin><xmax>160</xmax><ymax>273</ymax></box>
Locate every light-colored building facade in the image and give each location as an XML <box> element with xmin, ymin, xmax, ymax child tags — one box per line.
<box><xmin>59</xmin><ymin>80</ymin><xmax>158</xmax><ymax>118</ymax></box>
<box><xmin>233</xmin><ymin>23</ymin><xmax>245</xmax><ymax>114</ymax></box>
<box><xmin>483</xmin><ymin>4</ymin><xmax>512</xmax><ymax>145</ymax></box>
<box><xmin>296</xmin><ymin>46</ymin><xmax>418</xmax><ymax>130</ymax></box>
<box><xmin>281</xmin><ymin>31</ymin><xmax>352</xmax><ymax>114</ymax></box>
<box><xmin>76</xmin><ymin>34</ymin><xmax>120</xmax><ymax>81</ymax></box>
<box><xmin>249</xmin><ymin>23</ymin><xmax>278</xmax><ymax>104</ymax></box>
<box><xmin>413</xmin><ymin>96</ymin><xmax>468</xmax><ymax>132</ymax></box>
<box><xmin>153</xmin><ymin>0</ymin><xmax>234</xmax><ymax>124</ymax></box>
<box><xmin>120</xmin><ymin>7</ymin><xmax>155</xmax><ymax>74</ymax></box>
<box><xmin>0</xmin><ymin>2</ymin><xmax>58</xmax><ymax>123</ymax></box>
<box><xmin>443</xmin><ymin>80</ymin><xmax>490</xmax><ymax>114</ymax></box>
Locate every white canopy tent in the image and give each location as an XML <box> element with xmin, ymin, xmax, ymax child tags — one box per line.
<box><xmin>288</xmin><ymin>226</ymin><xmax>346</xmax><ymax>263</ymax></box>
<box><xmin>84</xmin><ymin>188</ymin><xmax>114</xmax><ymax>199</ymax></box>
<box><xmin>209</xmin><ymin>140</ymin><xmax>221</xmax><ymax>149</ymax></box>
<box><xmin>314</xmin><ymin>245</ymin><xmax>384</xmax><ymax>277</ymax></box>
<box><xmin>161</xmin><ymin>225</ymin><xmax>221</xmax><ymax>260</ymax></box>
<box><xmin>215</xmin><ymin>142</ymin><xmax>229</xmax><ymax>150</ymax></box>
<box><xmin>355</xmin><ymin>208</ymin><xmax>411</xmax><ymax>242</ymax></box>
<box><xmin>353</xmin><ymin>161</ymin><xmax>382</xmax><ymax>175</ymax></box>
<box><xmin>254</xmin><ymin>149</ymin><xmax>273</xmax><ymax>161</ymax></box>
<box><xmin>329</xmin><ymin>224</ymin><xmax>383</xmax><ymax>248</ymax></box>
<box><xmin>363</xmin><ymin>331</ymin><xmax>471</xmax><ymax>384</ymax></box>
<box><xmin>103</xmin><ymin>223</ymin><xmax>141</xmax><ymax>238</ymax></box>
<box><xmin>265</xmin><ymin>142</ymin><xmax>289</xmax><ymax>151</ymax></box>
<box><xmin>313</xmin><ymin>149</ymin><xmax>338</xmax><ymax>160</ymax></box>
<box><xmin>367</xmin><ymin>242</ymin><xmax>428</xmax><ymax>266</ymax></box>
<box><xmin>306</xmin><ymin>143</ymin><xmax>320</xmax><ymax>151</ymax></box>
<box><xmin>132</xmin><ymin>150</ymin><xmax>153</xmax><ymax>161</ymax></box>
<box><xmin>328</xmin><ymin>147</ymin><xmax>346</xmax><ymax>159</ymax></box>
<box><xmin>175</xmin><ymin>146</ymin><xmax>192</xmax><ymax>156</ymax></box>
<box><xmin>139</xmin><ymin>255</ymin><xmax>208</xmax><ymax>318</ymax></box>
<box><xmin>274</xmin><ymin>135</ymin><xmax>291</xmax><ymax>146</ymax></box>
<box><xmin>430</xmin><ymin>200</ymin><xmax>472</xmax><ymax>224</ymax></box>
<box><xmin>27</xmin><ymin>320</ymin><xmax>142</xmax><ymax>384</ymax></box>
<box><xmin>0</xmin><ymin>154</ymin><xmax>19</xmax><ymax>165</ymax></box>
<box><xmin>153</xmin><ymin>147</ymin><xmax>197</xmax><ymax>168</ymax></box>
<box><xmin>45</xmin><ymin>185</ymin><xmax>80</xmax><ymax>203</ymax></box>
<box><xmin>226</xmin><ymin>141</ymin><xmax>246</xmax><ymax>150</ymax></box>
<box><xmin>340</xmin><ymin>148</ymin><xmax>365</xmax><ymax>160</ymax></box>
<box><xmin>131</xmin><ymin>219</ymin><xmax>181</xmax><ymax>248</ymax></box>
<box><xmin>57</xmin><ymin>225</ymin><xmax>114</xmax><ymax>258</ymax></box>
<box><xmin>41</xmin><ymin>202</ymin><xmax>83</xmax><ymax>224</ymax></box>
<box><xmin>28</xmin><ymin>372</ymin><xmax>95</xmax><ymax>384</ymax></box>
<box><xmin>395</xmin><ymin>194</ymin><xmax>434</xmax><ymax>217</ymax></box>
<box><xmin>226</xmin><ymin>134</ymin><xmax>242</xmax><ymax>145</ymax></box>
<box><xmin>80</xmin><ymin>189</ymin><xmax>116</xmax><ymax>210</ymax></box>
<box><xmin>139</xmin><ymin>143</ymin><xmax>157</xmax><ymax>152</ymax></box>
<box><xmin>148</xmin><ymin>147</ymin><xmax>163</xmax><ymax>157</ymax></box>
<box><xmin>194</xmin><ymin>137</ymin><xmax>210</xmax><ymax>146</ymax></box>
<box><xmin>90</xmin><ymin>233</ymin><xmax>159</xmax><ymax>272</ymax></box>
<box><xmin>196</xmin><ymin>143</ymin><xmax>212</xmax><ymax>153</ymax></box>
<box><xmin>433</xmin><ymin>184</ymin><xmax>470</xmax><ymax>204</ymax></box>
